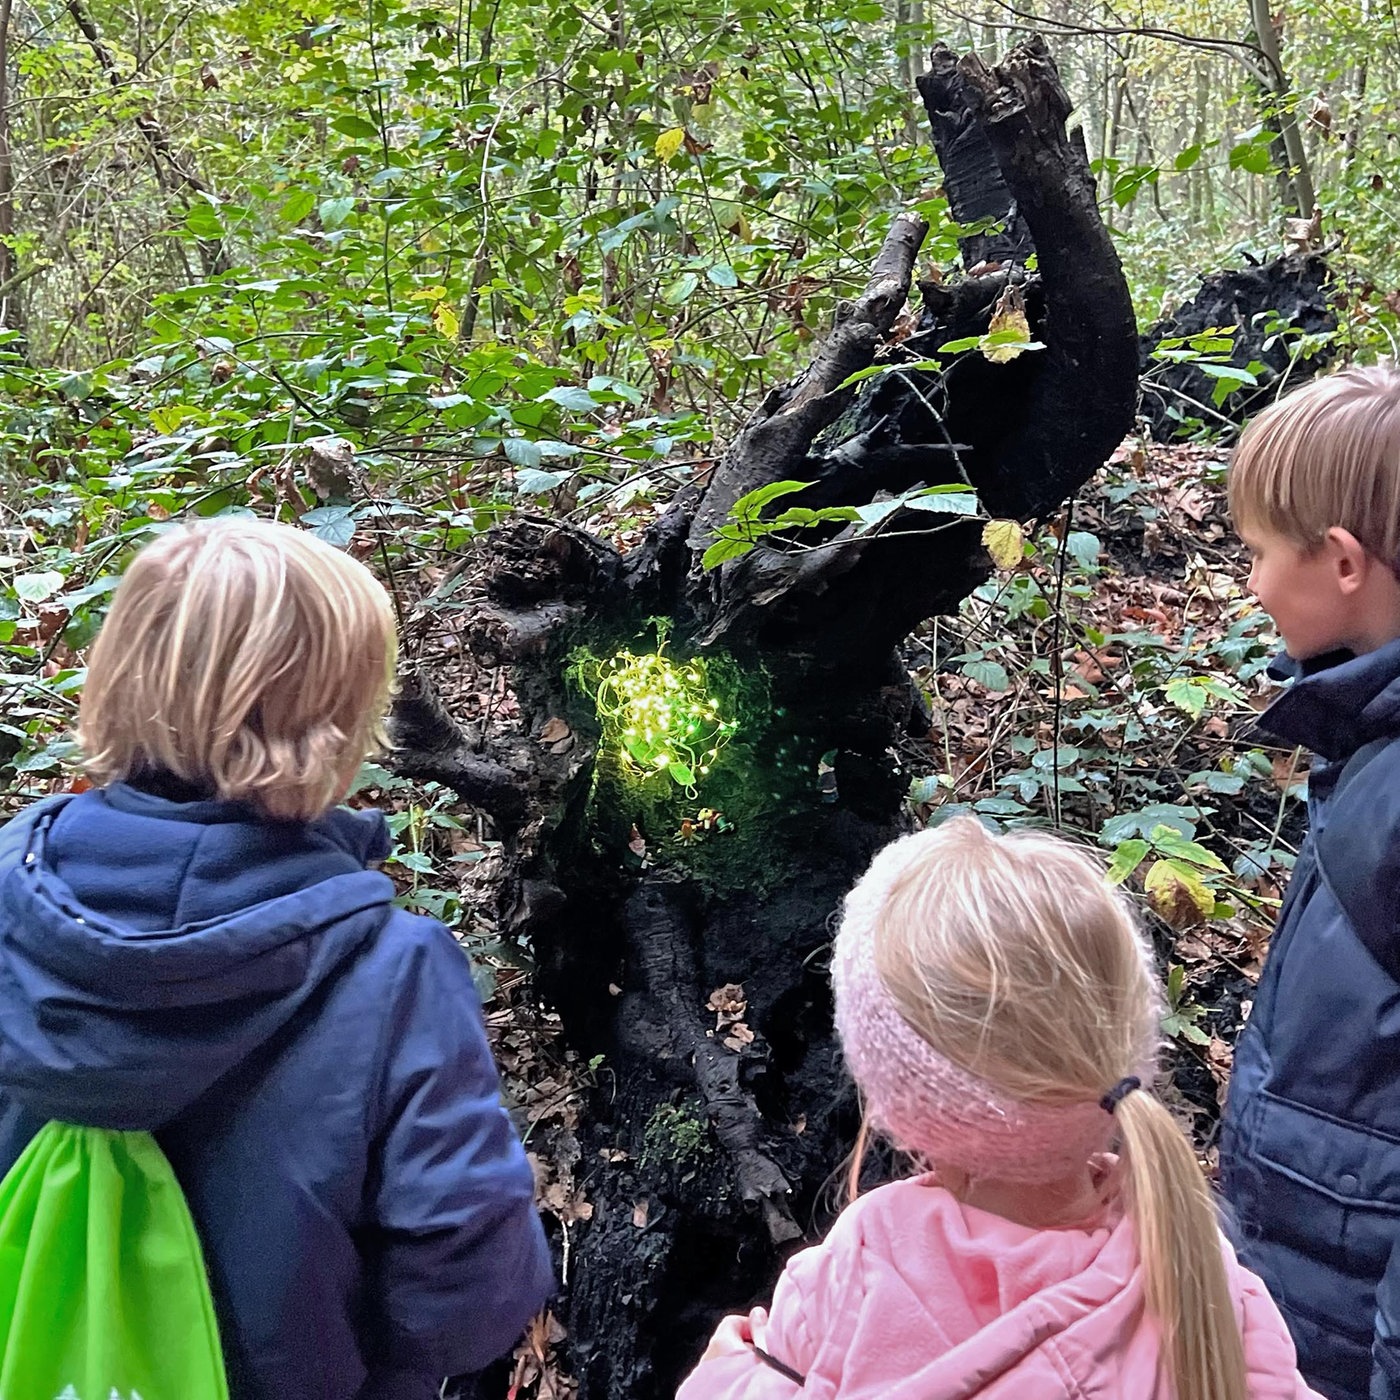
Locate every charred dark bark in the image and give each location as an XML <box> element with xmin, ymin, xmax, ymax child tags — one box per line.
<box><xmin>1138</xmin><ymin>251</ymin><xmax>1338</xmax><ymax>441</ymax></box>
<box><xmin>390</xmin><ymin>35</ymin><xmax>1138</xmax><ymax>1400</ymax></box>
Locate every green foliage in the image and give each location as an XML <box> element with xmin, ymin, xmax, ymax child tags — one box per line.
<box><xmin>641</xmin><ymin>1101</ymin><xmax>713</xmax><ymax>1167</ymax></box>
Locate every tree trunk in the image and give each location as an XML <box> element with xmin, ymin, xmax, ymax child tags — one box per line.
<box><xmin>1247</xmin><ymin>0</ymin><xmax>1317</xmax><ymax>217</ymax></box>
<box><xmin>391</xmin><ymin>35</ymin><xmax>1138</xmax><ymax>1400</ymax></box>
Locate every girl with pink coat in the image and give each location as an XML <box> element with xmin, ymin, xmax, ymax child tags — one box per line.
<box><xmin>678</xmin><ymin>819</ymin><xmax>1321</xmax><ymax>1400</ymax></box>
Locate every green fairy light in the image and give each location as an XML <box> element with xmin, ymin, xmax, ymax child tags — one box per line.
<box><xmin>593</xmin><ymin>650</ymin><xmax>739</xmax><ymax>791</ymax></box>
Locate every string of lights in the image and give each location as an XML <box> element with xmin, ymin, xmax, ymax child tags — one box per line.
<box><xmin>592</xmin><ymin>650</ymin><xmax>739</xmax><ymax>792</ymax></box>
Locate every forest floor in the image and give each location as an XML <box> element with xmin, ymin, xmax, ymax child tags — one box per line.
<box><xmin>353</xmin><ymin>433</ymin><xmax>1303</xmax><ymax>1396</ymax></box>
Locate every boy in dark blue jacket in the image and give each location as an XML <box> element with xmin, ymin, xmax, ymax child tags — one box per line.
<box><xmin>1222</xmin><ymin>365</ymin><xmax>1400</xmax><ymax>1400</ymax></box>
<box><xmin>0</xmin><ymin>518</ymin><xmax>553</xmax><ymax>1399</ymax></box>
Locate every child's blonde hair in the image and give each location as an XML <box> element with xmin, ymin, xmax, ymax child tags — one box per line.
<box><xmin>1229</xmin><ymin>363</ymin><xmax>1400</xmax><ymax>564</ymax></box>
<box><xmin>837</xmin><ymin>818</ymin><xmax>1246</xmax><ymax>1400</ymax></box>
<box><xmin>79</xmin><ymin>518</ymin><xmax>397</xmax><ymax>822</ymax></box>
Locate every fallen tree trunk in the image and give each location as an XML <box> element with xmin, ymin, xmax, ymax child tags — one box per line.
<box><xmin>392</xmin><ymin>34</ymin><xmax>1137</xmax><ymax>1400</ymax></box>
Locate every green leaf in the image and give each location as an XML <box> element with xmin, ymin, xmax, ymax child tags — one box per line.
<box><xmin>332</xmin><ymin>113</ymin><xmax>382</xmax><ymax>141</ymax></box>
<box><xmin>319</xmin><ymin>196</ymin><xmax>356</xmax><ymax>230</ymax></box>
<box><xmin>13</xmin><ymin>571</ymin><xmax>65</xmax><ymax>603</ymax></box>
<box><xmin>1106</xmin><ymin>839</ymin><xmax>1150</xmax><ymax>885</ymax></box>
<box><xmin>706</xmin><ymin>263</ymin><xmax>739</xmax><ymax>289</ymax></box>
<box><xmin>1150</xmin><ymin>829</ymin><xmax>1230</xmax><ymax>873</ymax></box>
<box><xmin>664</xmin><ymin>272</ymin><xmax>699</xmax><ymax>305</ymax></box>
<box><xmin>1174</xmin><ymin>143</ymin><xmax>1203</xmax><ymax>171</ymax></box>
<box><xmin>906</xmin><ymin>491</ymin><xmax>979</xmax><ymax>517</ymax></box>
<box><xmin>515</xmin><ymin>467</ymin><xmax>572</xmax><ymax>494</ymax></box>
<box><xmin>540</xmin><ymin>386</ymin><xmax>601</xmax><ymax>412</ymax></box>
<box><xmin>962</xmin><ymin>659</ymin><xmax>1009</xmax><ymax>692</ymax></box>
<box><xmin>731</xmin><ymin>480</ymin><xmax>811</xmax><ymax>522</ymax></box>
<box><xmin>1165</xmin><ymin>676</ymin><xmax>1208</xmax><ymax>717</ymax></box>
<box><xmin>184</xmin><ymin>198</ymin><xmax>223</xmax><ymax>239</ymax></box>
<box><xmin>1066</xmin><ymin>531</ymin><xmax>1101</xmax><ymax>572</ymax></box>
<box><xmin>701</xmin><ymin>535</ymin><xmax>755</xmax><ymax>571</ymax></box>
<box><xmin>299</xmin><ymin>505</ymin><xmax>357</xmax><ymax>549</ymax></box>
<box><xmin>667</xmin><ymin>762</ymin><xmax>695</xmax><ymax>786</ymax></box>
<box><xmin>504</xmin><ymin>437</ymin><xmax>543</xmax><ymax>469</ymax></box>
<box><xmin>281</xmin><ymin>188</ymin><xmax>317</xmax><ymax>224</ymax></box>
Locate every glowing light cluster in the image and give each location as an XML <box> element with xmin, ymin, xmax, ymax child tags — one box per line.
<box><xmin>593</xmin><ymin>650</ymin><xmax>738</xmax><ymax>789</ymax></box>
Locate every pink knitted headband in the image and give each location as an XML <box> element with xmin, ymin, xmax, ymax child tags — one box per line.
<box><xmin>832</xmin><ymin>829</ymin><xmax>1130</xmax><ymax>1184</ymax></box>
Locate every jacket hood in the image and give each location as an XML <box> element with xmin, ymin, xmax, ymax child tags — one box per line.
<box><xmin>1258</xmin><ymin>638</ymin><xmax>1400</xmax><ymax>761</ymax></box>
<box><xmin>0</xmin><ymin>783</ymin><xmax>397</xmax><ymax>1130</ymax></box>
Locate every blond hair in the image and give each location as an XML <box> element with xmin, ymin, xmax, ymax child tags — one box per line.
<box><xmin>1229</xmin><ymin>363</ymin><xmax>1400</xmax><ymax>564</ymax></box>
<box><xmin>79</xmin><ymin>518</ymin><xmax>397</xmax><ymax>822</ymax></box>
<box><xmin>865</xmin><ymin>819</ymin><xmax>1246</xmax><ymax>1400</ymax></box>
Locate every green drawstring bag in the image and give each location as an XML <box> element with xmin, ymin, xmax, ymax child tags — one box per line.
<box><xmin>0</xmin><ymin>1121</ymin><xmax>229</xmax><ymax>1400</ymax></box>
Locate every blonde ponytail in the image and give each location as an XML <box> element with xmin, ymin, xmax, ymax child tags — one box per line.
<box><xmin>836</xmin><ymin>820</ymin><xmax>1253</xmax><ymax>1400</ymax></box>
<box><xmin>1116</xmin><ymin>1090</ymin><xmax>1248</xmax><ymax>1400</ymax></box>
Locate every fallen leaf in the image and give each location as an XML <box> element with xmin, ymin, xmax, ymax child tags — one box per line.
<box><xmin>539</xmin><ymin>716</ymin><xmax>571</xmax><ymax>743</ymax></box>
<box><xmin>1205</xmin><ymin>1035</ymin><xmax>1234</xmax><ymax>1109</ymax></box>
<box><xmin>633</xmin><ymin>1199</ymin><xmax>650</xmax><ymax>1228</ymax></box>
<box><xmin>706</xmin><ymin>983</ymin><xmax>747</xmax><ymax>1016</ymax></box>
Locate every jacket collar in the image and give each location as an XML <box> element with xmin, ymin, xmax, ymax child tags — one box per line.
<box><xmin>1258</xmin><ymin>637</ymin><xmax>1400</xmax><ymax>762</ymax></box>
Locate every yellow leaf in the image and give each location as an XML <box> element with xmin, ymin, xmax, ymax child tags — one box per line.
<box><xmin>408</xmin><ymin>284</ymin><xmax>447</xmax><ymax>303</ymax></box>
<box><xmin>981</xmin><ymin>519</ymin><xmax>1025</xmax><ymax>570</ymax></box>
<box><xmin>983</xmin><ymin>284</ymin><xmax>1032</xmax><ymax>364</ymax></box>
<box><xmin>655</xmin><ymin>127</ymin><xmax>686</xmax><ymax>161</ymax></box>
<box><xmin>418</xmin><ymin>230</ymin><xmax>444</xmax><ymax>254</ymax></box>
<box><xmin>1144</xmin><ymin>859</ymin><xmax>1214</xmax><ymax>930</ymax></box>
<box><xmin>433</xmin><ymin>301</ymin><xmax>460</xmax><ymax>340</ymax></box>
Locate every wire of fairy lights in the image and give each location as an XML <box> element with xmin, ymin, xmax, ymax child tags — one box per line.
<box><xmin>592</xmin><ymin>650</ymin><xmax>738</xmax><ymax>792</ymax></box>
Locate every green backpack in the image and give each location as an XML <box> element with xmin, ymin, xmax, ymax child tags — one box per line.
<box><xmin>0</xmin><ymin>1121</ymin><xmax>229</xmax><ymax>1400</ymax></box>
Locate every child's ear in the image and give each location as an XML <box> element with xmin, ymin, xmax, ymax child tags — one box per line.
<box><xmin>1325</xmin><ymin>526</ymin><xmax>1372</xmax><ymax>595</ymax></box>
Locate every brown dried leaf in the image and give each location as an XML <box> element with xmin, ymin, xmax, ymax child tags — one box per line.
<box><xmin>633</xmin><ymin>1199</ymin><xmax>650</xmax><ymax>1228</ymax></box>
<box><xmin>539</xmin><ymin>716</ymin><xmax>572</xmax><ymax>744</ymax></box>
<box><xmin>706</xmin><ymin>983</ymin><xmax>747</xmax><ymax>1016</ymax></box>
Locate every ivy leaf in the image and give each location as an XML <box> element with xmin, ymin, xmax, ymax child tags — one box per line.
<box><xmin>655</xmin><ymin>128</ymin><xmax>686</xmax><ymax>161</ymax></box>
<box><xmin>299</xmin><ymin>505</ymin><xmax>357</xmax><ymax>549</ymax></box>
<box><xmin>982</xmin><ymin>519</ymin><xmax>1025</xmax><ymax>569</ymax></box>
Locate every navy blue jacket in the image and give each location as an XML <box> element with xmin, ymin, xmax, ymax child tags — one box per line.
<box><xmin>0</xmin><ymin>782</ymin><xmax>553</xmax><ymax>1400</ymax></box>
<box><xmin>1222</xmin><ymin>639</ymin><xmax>1400</xmax><ymax>1400</ymax></box>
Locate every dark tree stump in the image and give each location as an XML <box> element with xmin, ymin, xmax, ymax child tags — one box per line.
<box><xmin>390</xmin><ymin>35</ymin><xmax>1138</xmax><ymax>1400</ymax></box>
<box><xmin>1138</xmin><ymin>251</ymin><xmax>1338</xmax><ymax>440</ymax></box>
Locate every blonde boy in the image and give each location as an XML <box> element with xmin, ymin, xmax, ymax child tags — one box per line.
<box><xmin>1223</xmin><ymin>365</ymin><xmax>1400</xmax><ymax>1400</ymax></box>
<box><xmin>0</xmin><ymin>519</ymin><xmax>552</xmax><ymax>1399</ymax></box>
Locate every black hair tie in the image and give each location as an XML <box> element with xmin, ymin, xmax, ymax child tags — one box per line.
<box><xmin>1100</xmin><ymin>1076</ymin><xmax>1141</xmax><ymax>1114</ymax></box>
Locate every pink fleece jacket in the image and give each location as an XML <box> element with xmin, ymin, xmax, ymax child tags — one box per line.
<box><xmin>677</xmin><ymin>1176</ymin><xmax>1321</xmax><ymax>1400</ymax></box>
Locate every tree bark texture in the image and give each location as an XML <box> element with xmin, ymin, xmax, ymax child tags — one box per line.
<box><xmin>390</xmin><ymin>35</ymin><xmax>1138</xmax><ymax>1400</ymax></box>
